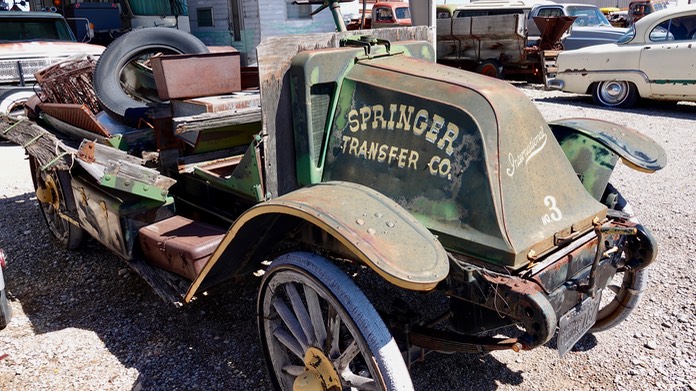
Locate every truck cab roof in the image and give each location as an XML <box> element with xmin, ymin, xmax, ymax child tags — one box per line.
<box><xmin>0</xmin><ymin>11</ymin><xmax>78</xmax><ymax>42</ymax></box>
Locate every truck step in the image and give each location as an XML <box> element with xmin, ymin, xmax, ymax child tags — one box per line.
<box><xmin>138</xmin><ymin>216</ymin><xmax>226</xmax><ymax>282</ymax></box>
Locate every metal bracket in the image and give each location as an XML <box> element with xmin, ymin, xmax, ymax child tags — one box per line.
<box><xmin>340</xmin><ymin>35</ymin><xmax>391</xmax><ymax>57</ymax></box>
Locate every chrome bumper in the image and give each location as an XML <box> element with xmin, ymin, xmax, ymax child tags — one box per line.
<box><xmin>546</xmin><ymin>78</ymin><xmax>564</xmax><ymax>90</ymax></box>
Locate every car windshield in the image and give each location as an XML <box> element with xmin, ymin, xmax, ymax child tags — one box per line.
<box><xmin>395</xmin><ymin>7</ymin><xmax>410</xmax><ymax>19</ymax></box>
<box><xmin>124</xmin><ymin>0</ymin><xmax>188</xmax><ymax>16</ymax></box>
<box><xmin>567</xmin><ymin>6</ymin><xmax>612</xmax><ymax>27</ymax></box>
<box><xmin>0</xmin><ymin>17</ymin><xmax>76</xmax><ymax>42</ymax></box>
<box><xmin>617</xmin><ymin>24</ymin><xmax>636</xmax><ymax>44</ymax></box>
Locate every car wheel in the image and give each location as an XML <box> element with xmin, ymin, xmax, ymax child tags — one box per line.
<box><xmin>0</xmin><ymin>88</ymin><xmax>34</xmax><ymax>116</ymax></box>
<box><xmin>258</xmin><ymin>252</ymin><xmax>413</xmax><ymax>391</ymax></box>
<box><xmin>592</xmin><ymin>80</ymin><xmax>639</xmax><ymax>108</ymax></box>
<box><xmin>29</xmin><ymin>156</ymin><xmax>84</xmax><ymax>250</ymax></box>
<box><xmin>476</xmin><ymin>59</ymin><xmax>504</xmax><ymax>79</ymax></box>
<box><xmin>93</xmin><ymin>27</ymin><xmax>209</xmax><ymax>125</ymax></box>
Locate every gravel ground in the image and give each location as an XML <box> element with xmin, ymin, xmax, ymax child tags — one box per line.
<box><xmin>0</xmin><ymin>84</ymin><xmax>694</xmax><ymax>391</ymax></box>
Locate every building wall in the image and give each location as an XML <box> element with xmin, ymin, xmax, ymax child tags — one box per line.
<box><xmin>257</xmin><ymin>0</ymin><xmax>337</xmax><ymax>40</ymax></box>
<box><xmin>189</xmin><ymin>0</ymin><xmax>339</xmax><ymax>65</ymax></box>
<box><xmin>188</xmin><ymin>0</ymin><xmax>233</xmax><ymax>46</ymax></box>
<box><xmin>239</xmin><ymin>0</ymin><xmax>261</xmax><ymax>65</ymax></box>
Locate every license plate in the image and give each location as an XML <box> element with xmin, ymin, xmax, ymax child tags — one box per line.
<box><xmin>557</xmin><ymin>292</ymin><xmax>602</xmax><ymax>357</ymax></box>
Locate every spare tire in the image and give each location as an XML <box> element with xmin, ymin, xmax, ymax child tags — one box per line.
<box><xmin>94</xmin><ymin>28</ymin><xmax>209</xmax><ymax>125</ymax></box>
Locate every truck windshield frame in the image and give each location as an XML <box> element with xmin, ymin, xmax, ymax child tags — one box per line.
<box><xmin>0</xmin><ymin>17</ymin><xmax>76</xmax><ymax>42</ymax></box>
<box><xmin>124</xmin><ymin>0</ymin><xmax>187</xmax><ymax>16</ymax></box>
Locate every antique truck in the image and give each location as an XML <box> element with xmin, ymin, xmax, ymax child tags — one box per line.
<box><xmin>0</xmin><ymin>2</ymin><xmax>666</xmax><ymax>389</ymax></box>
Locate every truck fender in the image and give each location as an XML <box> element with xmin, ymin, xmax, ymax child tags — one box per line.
<box><xmin>549</xmin><ymin>118</ymin><xmax>667</xmax><ymax>173</ymax></box>
<box><xmin>185</xmin><ymin>181</ymin><xmax>449</xmax><ymax>302</ymax></box>
<box><xmin>549</xmin><ymin>118</ymin><xmax>667</xmax><ymax>200</ymax></box>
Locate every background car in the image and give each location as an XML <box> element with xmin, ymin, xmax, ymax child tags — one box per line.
<box><xmin>548</xmin><ymin>5</ymin><xmax>696</xmax><ymax>108</ymax></box>
<box><xmin>529</xmin><ymin>3</ymin><xmax>628</xmax><ymax>50</ymax></box>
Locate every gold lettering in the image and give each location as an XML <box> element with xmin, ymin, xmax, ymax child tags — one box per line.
<box><xmin>378</xmin><ymin>144</ymin><xmax>388</xmax><ymax>162</ymax></box>
<box><xmin>341</xmin><ymin>135</ymin><xmax>352</xmax><ymax>153</ymax></box>
<box><xmin>413</xmin><ymin>109</ymin><xmax>429</xmax><ymax>136</ymax></box>
<box><xmin>387</xmin><ymin>104</ymin><xmax>397</xmax><ymax>130</ymax></box>
<box><xmin>437</xmin><ymin>122</ymin><xmax>459</xmax><ymax>156</ymax></box>
<box><xmin>368</xmin><ymin>142</ymin><xmax>378</xmax><ymax>160</ymax></box>
<box><xmin>358</xmin><ymin>140</ymin><xmax>368</xmax><ymax>158</ymax></box>
<box><xmin>388</xmin><ymin>146</ymin><xmax>399</xmax><ymax>165</ymax></box>
<box><xmin>397</xmin><ymin>148</ymin><xmax>409</xmax><ymax>168</ymax></box>
<box><xmin>396</xmin><ymin>105</ymin><xmax>414</xmax><ymax>131</ymax></box>
<box><xmin>359</xmin><ymin>106</ymin><xmax>371</xmax><ymax>131</ymax></box>
<box><xmin>348</xmin><ymin>109</ymin><xmax>359</xmax><ymax>133</ymax></box>
<box><xmin>371</xmin><ymin>105</ymin><xmax>386</xmax><ymax>130</ymax></box>
<box><xmin>426</xmin><ymin>114</ymin><xmax>445</xmax><ymax>144</ymax></box>
<box><xmin>408</xmin><ymin>150</ymin><xmax>419</xmax><ymax>170</ymax></box>
<box><xmin>428</xmin><ymin>156</ymin><xmax>440</xmax><ymax>175</ymax></box>
<box><xmin>348</xmin><ymin>137</ymin><xmax>359</xmax><ymax>155</ymax></box>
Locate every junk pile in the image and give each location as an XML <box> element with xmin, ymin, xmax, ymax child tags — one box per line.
<box><xmin>1</xmin><ymin>27</ymin><xmax>261</xmax><ymax>202</ymax></box>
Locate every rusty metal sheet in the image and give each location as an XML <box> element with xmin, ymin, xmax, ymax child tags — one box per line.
<box><xmin>150</xmin><ymin>52</ymin><xmax>241</xmax><ymax>100</ymax></box>
<box><xmin>38</xmin><ymin>102</ymin><xmax>110</xmax><ymax>136</ymax></box>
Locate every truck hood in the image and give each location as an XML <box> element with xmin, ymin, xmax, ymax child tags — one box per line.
<box><xmin>324</xmin><ymin>55</ymin><xmax>607</xmax><ymax>268</ymax></box>
<box><xmin>0</xmin><ymin>41</ymin><xmax>105</xmax><ymax>59</ymax></box>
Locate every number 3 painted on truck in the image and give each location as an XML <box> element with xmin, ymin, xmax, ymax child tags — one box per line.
<box><xmin>542</xmin><ymin>195</ymin><xmax>563</xmax><ymax>225</ymax></box>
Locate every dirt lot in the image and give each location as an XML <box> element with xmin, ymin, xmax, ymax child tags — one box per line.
<box><xmin>0</xmin><ymin>85</ymin><xmax>694</xmax><ymax>390</ymax></box>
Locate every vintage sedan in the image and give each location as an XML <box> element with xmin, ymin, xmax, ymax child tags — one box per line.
<box><xmin>548</xmin><ymin>5</ymin><xmax>696</xmax><ymax>108</ymax></box>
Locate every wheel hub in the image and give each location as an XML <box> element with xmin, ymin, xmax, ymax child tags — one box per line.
<box><xmin>606</xmin><ymin>83</ymin><xmax>622</xmax><ymax>97</ymax></box>
<box><xmin>293</xmin><ymin>347</ymin><xmax>341</xmax><ymax>391</ymax></box>
<box><xmin>35</xmin><ymin>174</ymin><xmax>59</xmax><ymax>209</ymax></box>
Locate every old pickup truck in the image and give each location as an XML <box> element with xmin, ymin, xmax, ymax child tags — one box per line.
<box><xmin>0</xmin><ymin>1</ymin><xmax>666</xmax><ymax>389</ymax></box>
<box><xmin>436</xmin><ymin>0</ymin><xmax>626</xmax><ymax>79</ymax></box>
<box><xmin>0</xmin><ymin>11</ymin><xmax>104</xmax><ymax>115</ymax></box>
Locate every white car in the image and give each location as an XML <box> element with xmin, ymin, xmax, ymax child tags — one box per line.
<box><xmin>548</xmin><ymin>5</ymin><xmax>696</xmax><ymax>108</ymax></box>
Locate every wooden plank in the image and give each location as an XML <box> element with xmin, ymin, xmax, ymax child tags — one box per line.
<box><xmin>126</xmin><ymin>257</ymin><xmax>192</xmax><ymax>305</ymax></box>
<box><xmin>0</xmin><ymin>115</ymin><xmax>75</xmax><ymax>171</ymax></box>
<box><xmin>174</xmin><ymin>107</ymin><xmax>261</xmax><ymax>136</ymax></box>
<box><xmin>176</xmin><ymin>145</ymin><xmax>248</xmax><ymax>173</ymax></box>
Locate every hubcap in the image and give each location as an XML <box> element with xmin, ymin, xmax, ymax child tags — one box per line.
<box><xmin>293</xmin><ymin>347</ymin><xmax>341</xmax><ymax>391</ymax></box>
<box><xmin>600</xmin><ymin>81</ymin><xmax>627</xmax><ymax>104</ymax></box>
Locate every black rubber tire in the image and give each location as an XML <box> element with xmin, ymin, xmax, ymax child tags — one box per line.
<box><xmin>258</xmin><ymin>252</ymin><xmax>413</xmax><ymax>390</ymax></box>
<box><xmin>0</xmin><ymin>288</ymin><xmax>10</xmax><ymax>330</ymax></box>
<box><xmin>93</xmin><ymin>27</ymin><xmax>209</xmax><ymax>125</ymax></box>
<box><xmin>475</xmin><ymin>59</ymin><xmax>504</xmax><ymax>79</ymax></box>
<box><xmin>29</xmin><ymin>156</ymin><xmax>84</xmax><ymax>250</ymax></box>
<box><xmin>591</xmin><ymin>80</ymin><xmax>639</xmax><ymax>108</ymax></box>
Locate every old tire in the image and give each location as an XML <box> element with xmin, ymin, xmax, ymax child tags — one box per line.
<box><xmin>93</xmin><ymin>27</ymin><xmax>209</xmax><ymax>125</ymax></box>
<box><xmin>591</xmin><ymin>268</ymin><xmax>647</xmax><ymax>333</ymax></box>
<box><xmin>29</xmin><ymin>156</ymin><xmax>84</xmax><ymax>250</ymax></box>
<box><xmin>0</xmin><ymin>288</ymin><xmax>10</xmax><ymax>330</ymax></box>
<box><xmin>476</xmin><ymin>59</ymin><xmax>504</xmax><ymax>79</ymax></box>
<box><xmin>258</xmin><ymin>252</ymin><xmax>413</xmax><ymax>391</ymax></box>
<box><xmin>592</xmin><ymin>80</ymin><xmax>638</xmax><ymax>108</ymax></box>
